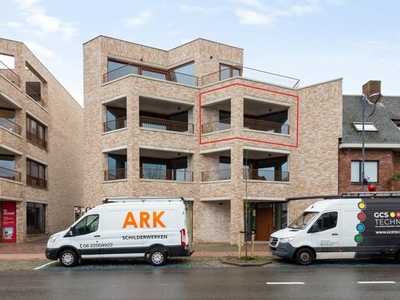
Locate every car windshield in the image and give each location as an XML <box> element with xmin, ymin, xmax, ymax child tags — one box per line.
<box><xmin>288</xmin><ymin>211</ymin><xmax>318</xmax><ymax>229</ymax></box>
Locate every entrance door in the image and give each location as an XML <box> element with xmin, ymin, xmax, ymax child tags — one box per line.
<box><xmin>255</xmin><ymin>207</ymin><xmax>273</xmax><ymax>241</ymax></box>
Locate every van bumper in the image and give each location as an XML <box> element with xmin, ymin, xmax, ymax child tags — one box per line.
<box><xmin>270</xmin><ymin>243</ymin><xmax>296</xmax><ymax>259</ymax></box>
<box><xmin>169</xmin><ymin>246</ymin><xmax>194</xmax><ymax>257</ymax></box>
<box><xmin>45</xmin><ymin>248</ymin><xmax>59</xmax><ymax>260</ymax></box>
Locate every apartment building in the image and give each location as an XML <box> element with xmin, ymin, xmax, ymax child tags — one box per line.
<box><xmin>83</xmin><ymin>36</ymin><xmax>342</xmax><ymax>244</ymax></box>
<box><xmin>0</xmin><ymin>38</ymin><xmax>84</xmax><ymax>243</ymax></box>
<box><xmin>339</xmin><ymin>80</ymin><xmax>400</xmax><ymax>194</ymax></box>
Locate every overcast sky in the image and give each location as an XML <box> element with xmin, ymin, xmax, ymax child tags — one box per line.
<box><xmin>1</xmin><ymin>0</ymin><xmax>399</xmax><ymax>107</ymax></box>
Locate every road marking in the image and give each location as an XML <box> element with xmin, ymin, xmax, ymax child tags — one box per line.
<box><xmin>35</xmin><ymin>261</ymin><xmax>58</xmax><ymax>270</ymax></box>
<box><xmin>266</xmin><ymin>282</ymin><xmax>305</xmax><ymax>285</ymax></box>
<box><xmin>357</xmin><ymin>281</ymin><xmax>396</xmax><ymax>284</ymax></box>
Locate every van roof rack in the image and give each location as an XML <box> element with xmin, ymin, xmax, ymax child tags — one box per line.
<box><xmin>286</xmin><ymin>192</ymin><xmax>400</xmax><ymax>201</ymax></box>
<box><xmin>103</xmin><ymin>197</ymin><xmax>186</xmax><ymax>203</ymax></box>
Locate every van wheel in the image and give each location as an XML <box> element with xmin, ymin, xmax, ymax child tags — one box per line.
<box><xmin>295</xmin><ymin>248</ymin><xmax>314</xmax><ymax>266</ymax></box>
<box><xmin>59</xmin><ymin>249</ymin><xmax>78</xmax><ymax>267</ymax></box>
<box><xmin>149</xmin><ymin>248</ymin><xmax>167</xmax><ymax>266</ymax></box>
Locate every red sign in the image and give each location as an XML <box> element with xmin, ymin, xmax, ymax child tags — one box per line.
<box><xmin>1</xmin><ymin>202</ymin><xmax>16</xmax><ymax>243</ymax></box>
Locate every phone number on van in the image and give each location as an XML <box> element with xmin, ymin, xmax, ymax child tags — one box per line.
<box><xmin>79</xmin><ymin>243</ymin><xmax>113</xmax><ymax>248</ymax></box>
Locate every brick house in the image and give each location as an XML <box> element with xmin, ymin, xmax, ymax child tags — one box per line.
<box><xmin>339</xmin><ymin>80</ymin><xmax>400</xmax><ymax>194</ymax></box>
<box><xmin>0</xmin><ymin>38</ymin><xmax>84</xmax><ymax>243</ymax></box>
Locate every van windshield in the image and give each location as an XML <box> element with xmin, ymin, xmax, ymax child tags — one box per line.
<box><xmin>288</xmin><ymin>211</ymin><xmax>318</xmax><ymax>229</ymax></box>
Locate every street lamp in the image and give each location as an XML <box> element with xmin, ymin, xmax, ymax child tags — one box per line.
<box><xmin>361</xmin><ymin>92</ymin><xmax>382</xmax><ymax>191</ymax></box>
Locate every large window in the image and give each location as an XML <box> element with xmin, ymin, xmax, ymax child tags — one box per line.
<box><xmin>220</xmin><ymin>64</ymin><xmax>241</xmax><ymax>81</ymax></box>
<box><xmin>107</xmin><ymin>154</ymin><xmax>127</xmax><ymax>180</ymax></box>
<box><xmin>219</xmin><ymin>156</ymin><xmax>231</xmax><ymax>180</ymax></box>
<box><xmin>26</xmin><ymin>115</ymin><xmax>47</xmax><ymax>149</ymax></box>
<box><xmin>351</xmin><ymin>161</ymin><xmax>378</xmax><ymax>183</ymax></box>
<box><xmin>0</xmin><ymin>155</ymin><xmax>16</xmax><ymax>180</ymax></box>
<box><xmin>26</xmin><ymin>202</ymin><xmax>46</xmax><ymax>234</ymax></box>
<box><xmin>26</xmin><ymin>159</ymin><xmax>47</xmax><ymax>188</ymax></box>
<box><xmin>140</xmin><ymin>157</ymin><xmax>188</xmax><ymax>181</ymax></box>
<box><xmin>71</xmin><ymin>214</ymin><xmax>99</xmax><ymax>236</ymax></box>
<box><xmin>105</xmin><ymin>106</ymin><xmax>127</xmax><ymax>132</ymax></box>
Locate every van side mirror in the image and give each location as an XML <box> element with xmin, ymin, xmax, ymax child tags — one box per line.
<box><xmin>308</xmin><ymin>223</ymin><xmax>320</xmax><ymax>233</ymax></box>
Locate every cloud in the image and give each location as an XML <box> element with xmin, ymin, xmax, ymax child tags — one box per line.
<box><xmin>291</xmin><ymin>5</ymin><xmax>323</xmax><ymax>16</ymax></box>
<box><xmin>125</xmin><ymin>11</ymin><xmax>152</xmax><ymax>27</ymax></box>
<box><xmin>235</xmin><ymin>8</ymin><xmax>273</xmax><ymax>25</ymax></box>
<box><xmin>12</xmin><ymin>0</ymin><xmax>77</xmax><ymax>40</ymax></box>
<box><xmin>180</xmin><ymin>5</ymin><xmax>228</xmax><ymax>16</ymax></box>
<box><xmin>25</xmin><ymin>41</ymin><xmax>55</xmax><ymax>59</ymax></box>
<box><xmin>6</xmin><ymin>21</ymin><xmax>23</xmax><ymax>28</ymax></box>
<box><xmin>232</xmin><ymin>0</ymin><xmax>263</xmax><ymax>7</ymax></box>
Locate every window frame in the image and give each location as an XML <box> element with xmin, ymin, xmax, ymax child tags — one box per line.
<box><xmin>351</xmin><ymin>160</ymin><xmax>379</xmax><ymax>184</ymax></box>
<box><xmin>26</xmin><ymin>115</ymin><xmax>47</xmax><ymax>149</ymax></box>
<box><xmin>26</xmin><ymin>202</ymin><xmax>46</xmax><ymax>235</ymax></box>
<box><xmin>26</xmin><ymin>158</ymin><xmax>47</xmax><ymax>188</ymax></box>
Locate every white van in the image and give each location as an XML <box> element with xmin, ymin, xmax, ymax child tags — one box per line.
<box><xmin>269</xmin><ymin>194</ymin><xmax>400</xmax><ymax>265</ymax></box>
<box><xmin>45</xmin><ymin>198</ymin><xmax>193</xmax><ymax>267</ymax></box>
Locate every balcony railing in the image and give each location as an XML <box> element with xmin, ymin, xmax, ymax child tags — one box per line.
<box><xmin>25</xmin><ymin>84</ymin><xmax>44</xmax><ymax>106</ymax></box>
<box><xmin>244</xmin><ymin>118</ymin><xmax>289</xmax><ymax>134</ymax></box>
<box><xmin>26</xmin><ymin>131</ymin><xmax>47</xmax><ymax>149</ymax></box>
<box><xmin>202</xmin><ymin>169</ymin><xmax>231</xmax><ymax>181</ymax></box>
<box><xmin>104</xmin><ymin>168</ymin><xmax>127</xmax><ymax>181</ymax></box>
<box><xmin>140</xmin><ymin>168</ymin><xmax>193</xmax><ymax>182</ymax></box>
<box><xmin>27</xmin><ymin>175</ymin><xmax>47</xmax><ymax>188</ymax></box>
<box><xmin>0</xmin><ymin>60</ymin><xmax>20</xmax><ymax>87</ymax></box>
<box><xmin>243</xmin><ymin>169</ymin><xmax>289</xmax><ymax>182</ymax></box>
<box><xmin>0</xmin><ymin>117</ymin><xmax>21</xmax><ymax>135</ymax></box>
<box><xmin>201</xmin><ymin>66</ymin><xmax>300</xmax><ymax>88</ymax></box>
<box><xmin>104</xmin><ymin>117</ymin><xmax>127</xmax><ymax>132</ymax></box>
<box><xmin>202</xmin><ymin>118</ymin><xmax>231</xmax><ymax>134</ymax></box>
<box><xmin>103</xmin><ymin>64</ymin><xmax>198</xmax><ymax>87</ymax></box>
<box><xmin>140</xmin><ymin>116</ymin><xmax>194</xmax><ymax>134</ymax></box>
<box><xmin>0</xmin><ymin>166</ymin><xmax>21</xmax><ymax>182</ymax></box>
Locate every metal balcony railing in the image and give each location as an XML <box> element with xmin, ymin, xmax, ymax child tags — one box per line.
<box><xmin>140</xmin><ymin>116</ymin><xmax>194</xmax><ymax>134</ymax></box>
<box><xmin>200</xmin><ymin>66</ymin><xmax>300</xmax><ymax>88</ymax></box>
<box><xmin>0</xmin><ymin>166</ymin><xmax>21</xmax><ymax>182</ymax></box>
<box><xmin>244</xmin><ymin>118</ymin><xmax>289</xmax><ymax>134</ymax></box>
<box><xmin>202</xmin><ymin>118</ymin><xmax>231</xmax><ymax>134</ymax></box>
<box><xmin>243</xmin><ymin>169</ymin><xmax>289</xmax><ymax>182</ymax></box>
<box><xmin>26</xmin><ymin>130</ymin><xmax>47</xmax><ymax>149</ymax></box>
<box><xmin>104</xmin><ymin>168</ymin><xmax>127</xmax><ymax>181</ymax></box>
<box><xmin>104</xmin><ymin>117</ymin><xmax>127</xmax><ymax>132</ymax></box>
<box><xmin>0</xmin><ymin>60</ymin><xmax>20</xmax><ymax>87</ymax></box>
<box><xmin>27</xmin><ymin>175</ymin><xmax>47</xmax><ymax>188</ymax></box>
<box><xmin>201</xmin><ymin>169</ymin><xmax>231</xmax><ymax>181</ymax></box>
<box><xmin>140</xmin><ymin>168</ymin><xmax>193</xmax><ymax>182</ymax></box>
<box><xmin>25</xmin><ymin>84</ymin><xmax>45</xmax><ymax>107</ymax></box>
<box><xmin>0</xmin><ymin>117</ymin><xmax>21</xmax><ymax>135</ymax></box>
<box><xmin>103</xmin><ymin>64</ymin><xmax>198</xmax><ymax>87</ymax></box>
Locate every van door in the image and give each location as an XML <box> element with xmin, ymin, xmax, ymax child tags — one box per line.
<box><xmin>69</xmin><ymin>214</ymin><xmax>102</xmax><ymax>259</ymax></box>
<box><xmin>310</xmin><ymin>211</ymin><xmax>341</xmax><ymax>259</ymax></box>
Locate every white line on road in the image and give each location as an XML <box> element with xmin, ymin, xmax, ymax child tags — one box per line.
<box><xmin>357</xmin><ymin>281</ymin><xmax>396</xmax><ymax>284</ymax></box>
<box><xmin>35</xmin><ymin>261</ymin><xmax>58</xmax><ymax>270</ymax></box>
<box><xmin>266</xmin><ymin>282</ymin><xmax>305</xmax><ymax>285</ymax></box>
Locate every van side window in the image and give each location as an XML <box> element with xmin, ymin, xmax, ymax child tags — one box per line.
<box><xmin>72</xmin><ymin>214</ymin><xmax>99</xmax><ymax>236</ymax></box>
<box><xmin>311</xmin><ymin>212</ymin><xmax>338</xmax><ymax>232</ymax></box>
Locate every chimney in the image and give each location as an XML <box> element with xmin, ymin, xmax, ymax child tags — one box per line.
<box><xmin>362</xmin><ymin>80</ymin><xmax>381</xmax><ymax>98</ymax></box>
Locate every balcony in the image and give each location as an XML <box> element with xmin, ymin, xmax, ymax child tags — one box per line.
<box><xmin>0</xmin><ymin>166</ymin><xmax>21</xmax><ymax>182</ymax></box>
<box><xmin>140</xmin><ymin>167</ymin><xmax>193</xmax><ymax>182</ymax></box>
<box><xmin>104</xmin><ymin>168</ymin><xmax>127</xmax><ymax>181</ymax></box>
<box><xmin>26</xmin><ymin>175</ymin><xmax>47</xmax><ymax>188</ymax></box>
<box><xmin>0</xmin><ymin>117</ymin><xmax>21</xmax><ymax>135</ymax></box>
<box><xmin>244</xmin><ymin>118</ymin><xmax>289</xmax><ymax>134</ymax></box>
<box><xmin>202</xmin><ymin>169</ymin><xmax>231</xmax><ymax>181</ymax></box>
<box><xmin>26</xmin><ymin>83</ymin><xmax>45</xmax><ymax>106</ymax></box>
<box><xmin>243</xmin><ymin>169</ymin><xmax>289</xmax><ymax>182</ymax></box>
<box><xmin>202</xmin><ymin>119</ymin><xmax>231</xmax><ymax>134</ymax></box>
<box><xmin>104</xmin><ymin>116</ymin><xmax>127</xmax><ymax>132</ymax></box>
<box><xmin>0</xmin><ymin>59</ymin><xmax>20</xmax><ymax>87</ymax></box>
<box><xmin>140</xmin><ymin>116</ymin><xmax>194</xmax><ymax>134</ymax></box>
<box><xmin>26</xmin><ymin>131</ymin><xmax>47</xmax><ymax>149</ymax></box>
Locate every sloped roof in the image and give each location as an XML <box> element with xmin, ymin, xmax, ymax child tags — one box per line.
<box><xmin>342</xmin><ymin>95</ymin><xmax>400</xmax><ymax>145</ymax></box>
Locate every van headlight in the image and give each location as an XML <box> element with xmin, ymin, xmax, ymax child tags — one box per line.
<box><xmin>49</xmin><ymin>234</ymin><xmax>59</xmax><ymax>243</ymax></box>
<box><xmin>280</xmin><ymin>237</ymin><xmax>294</xmax><ymax>243</ymax></box>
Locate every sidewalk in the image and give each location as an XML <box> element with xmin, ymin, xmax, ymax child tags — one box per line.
<box><xmin>0</xmin><ymin>240</ymin><xmax>271</xmax><ymax>260</ymax></box>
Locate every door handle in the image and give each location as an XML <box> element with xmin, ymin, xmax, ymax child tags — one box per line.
<box><xmin>94</xmin><ymin>235</ymin><xmax>101</xmax><ymax>237</ymax></box>
<box><xmin>332</xmin><ymin>233</ymin><xmax>338</xmax><ymax>236</ymax></box>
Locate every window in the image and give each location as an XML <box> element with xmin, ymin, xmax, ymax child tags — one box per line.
<box><xmin>392</xmin><ymin>119</ymin><xmax>400</xmax><ymax>130</ymax></box>
<box><xmin>219</xmin><ymin>111</ymin><xmax>231</xmax><ymax>131</ymax></box>
<box><xmin>219</xmin><ymin>156</ymin><xmax>231</xmax><ymax>180</ymax></box>
<box><xmin>71</xmin><ymin>214</ymin><xmax>99</xmax><ymax>236</ymax></box>
<box><xmin>26</xmin><ymin>115</ymin><xmax>47</xmax><ymax>149</ymax></box>
<box><xmin>351</xmin><ymin>161</ymin><xmax>378</xmax><ymax>183</ymax></box>
<box><xmin>105</xmin><ymin>106</ymin><xmax>127</xmax><ymax>132</ymax></box>
<box><xmin>107</xmin><ymin>60</ymin><xmax>138</xmax><ymax>81</ymax></box>
<box><xmin>310</xmin><ymin>212</ymin><xmax>338</xmax><ymax>232</ymax></box>
<box><xmin>353</xmin><ymin>122</ymin><xmax>378</xmax><ymax>132</ymax></box>
<box><xmin>0</xmin><ymin>155</ymin><xmax>16</xmax><ymax>180</ymax></box>
<box><xmin>169</xmin><ymin>62</ymin><xmax>195</xmax><ymax>86</ymax></box>
<box><xmin>220</xmin><ymin>64</ymin><xmax>241</xmax><ymax>81</ymax></box>
<box><xmin>26</xmin><ymin>202</ymin><xmax>46</xmax><ymax>234</ymax></box>
<box><xmin>140</xmin><ymin>157</ymin><xmax>189</xmax><ymax>181</ymax></box>
<box><xmin>27</xmin><ymin>159</ymin><xmax>47</xmax><ymax>188</ymax></box>
<box><xmin>107</xmin><ymin>154</ymin><xmax>127</xmax><ymax>180</ymax></box>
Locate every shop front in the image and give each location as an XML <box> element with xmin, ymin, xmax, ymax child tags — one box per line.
<box><xmin>1</xmin><ymin>201</ymin><xmax>17</xmax><ymax>243</ymax></box>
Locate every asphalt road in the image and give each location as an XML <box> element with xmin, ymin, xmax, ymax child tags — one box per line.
<box><xmin>1</xmin><ymin>262</ymin><xmax>400</xmax><ymax>300</ymax></box>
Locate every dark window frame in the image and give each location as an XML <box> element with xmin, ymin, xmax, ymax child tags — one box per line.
<box><xmin>26</xmin><ymin>115</ymin><xmax>47</xmax><ymax>149</ymax></box>
<box><xmin>26</xmin><ymin>158</ymin><xmax>47</xmax><ymax>189</ymax></box>
<box><xmin>26</xmin><ymin>202</ymin><xmax>46</xmax><ymax>235</ymax></box>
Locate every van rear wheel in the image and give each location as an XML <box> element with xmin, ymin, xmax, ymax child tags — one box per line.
<box><xmin>60</xmin><ymin>249</ymin><xmax>78</xmax><ymax>267</ymax></box>
<box><xmin>149</xmin><ymin>248</ymin><xmax>167</xmax><ymax>266</ymax></box>
<box><xmin>295</xmin><ymin>248</ymin><xmax>314</xmax><ymax>266</ymax></box>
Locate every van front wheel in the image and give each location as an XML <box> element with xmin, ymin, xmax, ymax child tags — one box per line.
<box><xmin>60</xmin><ymin>249</ymin><xmax>78</xmax><ymax>267</ymax></box>
<box><xmin>149</xmin><ymin>248</ymin><xmax>167</xmax><ymax>266</ymax></box>
<box><xmin>295</xmin><ymin>248</ymin><xmax>314</xmax><ymax>266</ymax></box>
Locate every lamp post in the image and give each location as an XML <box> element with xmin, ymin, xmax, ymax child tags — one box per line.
<box><xmin>361</xmin><ymin>92</ymin><xmax>382</xmax><ymax>191</ymax></box>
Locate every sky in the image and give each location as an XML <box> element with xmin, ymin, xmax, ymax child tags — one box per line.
<box><xmin>1</xmin><ymin>0</ymin><xmax>399</xmax><ymax>107</ymax></box>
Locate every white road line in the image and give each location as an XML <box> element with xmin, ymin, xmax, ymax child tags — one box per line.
<box><xmin>34</xmin><ymin>261</ymin><xmax>58</xmax><ymax>270</ymax></box>
<box><xmin>266</xmin><ymin>282</ymin><xmax>305</xmax><ymax>285</ymax></box>
<box><xmin>357</xmin><ymin>281</ymin><xmax>396</xmax><ymax>284</ymax></box>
